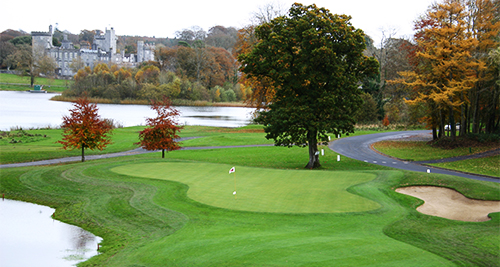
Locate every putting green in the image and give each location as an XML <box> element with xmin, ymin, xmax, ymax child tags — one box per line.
<box><xmin>111</xmin><ymin>162</ymin><xmax>380</xmax><ymax>213</ymax></box>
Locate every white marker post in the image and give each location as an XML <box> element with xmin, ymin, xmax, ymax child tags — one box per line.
<box><xmin>337</xmin><ymin>155</ymin><xmax>340</xmax><ymax>162</ymax></box>
<box><xmin>321</xmin><ymin>149</ymin><xmax>324</xmax><ymax>156</ymax></box>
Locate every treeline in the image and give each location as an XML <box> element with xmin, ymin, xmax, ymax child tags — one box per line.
<box><xmin>356</xmin><ymin>0</ymin><xmax>499</xmax><ymax>136</ymax></box>
<box><xmin>62</xmin><ymin>47</ymin><xmax>251</xmax><ymax>104</ymax></box>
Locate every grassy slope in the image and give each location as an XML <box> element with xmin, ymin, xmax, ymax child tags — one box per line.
<box><xmin>373</xmin><ymin>140</ymin><xmax>499</xmax><ymax>177</ymax></box>
<box><xmin>0</xmin><ymin>73</ymin><xmax>71</xmax><ymax>92</ymax></box>
<box><xmin>1</xmin><ymin>146</ymin><xmax>499</xmax><ymax>266</ymax></box>
<box><xmin>373</xmin><ymin>141</ymin><xmax>495</xmax><ymax>161</ymax></box>
<box><xmin>0</xmin><ymin>126</ymin><xmax>499</xmax><ymax>266</ymax></box>
<box><xmin>430</xmin><ymin>155</ymin><xmax>500</xmax><ymax>178</ymax></box>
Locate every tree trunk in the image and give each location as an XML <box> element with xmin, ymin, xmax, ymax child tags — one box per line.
<box><xmin>449</xmin><ymin>104</ymin><xmax>456</xmax><ymax>141</ymax></box>
<box><xmin>472</xmin><ymin>90</ymin><xmax>480</xmax><ymax>133</ymax></box>
<box><xmin>432</xmin><ymin>127</ymin><xmax>437</xmax><ymax>140</ymax></box>
<box><xmin>439</xmin><ymin>110</ymin><xmax>445</xmax><ymax>138</ymax></box>
<box><xmin>162</xmin><ymin>149</ymin><xmax>165</xmax><ymax>158</ymax></box>
<box><xmin>305</xmin><ymin>130</ymin><xmax>320</xmax><ymax>169</ymax></box>
<box><xmin>81</xmin><ymin>146</ymin><xmax>85</xmax><ymax>162</ymax></box>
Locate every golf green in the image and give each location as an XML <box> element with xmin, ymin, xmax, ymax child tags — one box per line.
<box><xmin>111</xmin><ymin>161</ymin><xmax>380</xmax><ymax>213</ymax></box>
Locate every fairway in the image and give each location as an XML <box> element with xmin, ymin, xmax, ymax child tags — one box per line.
<box><xmin>111</xmin><ymin>161</ymin><xmax>380</xmax><ymax>213</ymax></box>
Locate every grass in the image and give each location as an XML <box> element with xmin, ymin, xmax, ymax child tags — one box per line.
<box><xmin>430</xmin><ymin>155</ymin><xmax>500</xmax><ymax>178</ymax></box>
<box><xmin>0</xmin><ymin>73</ymin><xmax>71</xmax><ymax>92</ymax></box>
<box><xmin>1</xmin><ymin>150</ymin><xmax>498</xmax><ymax>266</ymax></box>
<box><xmin>373</xmin><ymin>140</ymin><xmax>496</xmax><ymax>161</ymax></box>
<box><xmin>1</xmin><ymin>126</ymin><xmax>499</xmax><ymax>266</ymax></box>
<box><xmin>372</xmin><ymin>139</ymin><xmax>499</xmax><ymax>177</ymax></box>
<box><xmin>111</xmin><ymin>162</ymin><xmax>381</xmax><ymax>213</ymax></box>
<box><xmin>0</xmin><ymin>127</ymin><xmax>142</xmax><ymax>164</ymax></box>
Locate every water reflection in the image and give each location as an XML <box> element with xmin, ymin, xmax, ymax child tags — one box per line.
<box><xmin>0</xmin><ymin>91</ymin><xmax>255</xmax><ymax>130</ymax></box>
<box><xmin>0</xmin><ymin>199</ymin><xmax>101</xmax><ymax>267</ymax></box>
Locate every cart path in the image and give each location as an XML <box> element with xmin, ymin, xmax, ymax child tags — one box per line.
<box><xmin>329</xmin><ymin>130</ymin><xmax>499</xmax><ymax>183</ymax></box>
<box><xmin>2</xmin><ymin>132</ymin><xmax>498</xmax><ymax>184</ymax></box>
<box><xmin>0</xmin><ymin>137</ymin><xmax>272</xmax><ymax>168</ymax></box>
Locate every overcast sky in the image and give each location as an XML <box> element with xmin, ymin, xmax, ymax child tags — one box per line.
<box><xmin>2</xmin><ymin>0</ymin><xmax>435</xmax><ymax>45</ymax></box>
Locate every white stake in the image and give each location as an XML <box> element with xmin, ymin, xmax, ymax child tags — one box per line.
<box><xmin>321</xmin><ymin>149</ymin><xmax>324</xmax><ymax>156</ymax></box>
<box><xmin>337</xmin><ymin>155</ymin><xmax>340</xmax><ymax>162</ymax></box>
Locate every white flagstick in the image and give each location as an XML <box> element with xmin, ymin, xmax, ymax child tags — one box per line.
<box><xmin>229</xmin><ymin>167</ymin><xmax>236</xmax><ymax>199</ymax></box>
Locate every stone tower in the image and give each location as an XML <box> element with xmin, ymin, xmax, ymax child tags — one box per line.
<box><xmin>31</xmin><ymin>25</ymin><xmax>53</xmax><ymax>53</ymax></box>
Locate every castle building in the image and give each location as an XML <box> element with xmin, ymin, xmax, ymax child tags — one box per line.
<box><xmin>31</xmin><ymin>26</ymin><xmax>155</xmax><ymax>77</ymax></box>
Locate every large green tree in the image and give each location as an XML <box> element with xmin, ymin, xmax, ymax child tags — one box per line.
<box><xmin>239</xmin><ymin>3</ymin><xmax>378</xmax><ymax>169</ymax></box>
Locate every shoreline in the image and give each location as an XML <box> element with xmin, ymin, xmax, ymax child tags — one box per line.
<box><xmin>50</xmin><ymin>94</ymin><xmax>256</xmax><ymax>108</ymax></box>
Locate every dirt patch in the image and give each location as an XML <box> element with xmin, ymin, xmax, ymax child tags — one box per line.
<box><xmin>396</xmin><ymin>186</ymin><xmax>500</xmax><ymax>222</ymax></box>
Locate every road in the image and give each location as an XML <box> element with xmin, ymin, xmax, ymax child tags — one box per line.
<box><xmin>2</xmin><ymin>131</ymin><xmax>498</xmax><ymax>184</ymax></box>
<box><xmin>328</xmin><ymin>130</ymin><xmax>499</xmax><ymax>183</ymax></box>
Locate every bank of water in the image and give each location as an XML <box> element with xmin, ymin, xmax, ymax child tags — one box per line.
<box><xmin>0</xmin><ymin>199</ymin><xmax>102</xmax><ymax>267</ymax></box>
<box><xmin>0</xmin><ymin>91</ymin><xmax>255</xmax><ymax>131</ymax></box>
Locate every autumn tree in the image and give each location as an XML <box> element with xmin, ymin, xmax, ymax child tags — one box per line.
<box><xmin>466</xmin><ymin>0</ymin><xmax>500</xmax><ymax>134</ymax></box>
<box><xmin>7</xmin><ymin>44</ymin><xmax>57</xmax><ymax>87</ymax></box>
<box><xmin>392</xmin><ymin>0</ymin><xmax>496</xmax><ymax>140</ymax></box>
<box><xmin>239</xmin><ymin>3</ymin><xmax>378</xmax><ymax>169</ymax></box>
<box><xmin>136</xmin><ymin>97</ymin><xmax>183</xmax><ymax>158</ymax></box>
<box><xmin>58</xmin><ymin>96</ymin><xmax>113</xmax><ymax>162</ymax></box>
<box><xmin>234</xmin><ymin>2</ymin><xmax>286</xmax><ymax>109</ymax></box>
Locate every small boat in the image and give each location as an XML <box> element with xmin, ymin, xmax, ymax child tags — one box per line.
<box><xmin>28</xmin><ymin>85</ymin><xmax>47</xmax><ymax>93</ymax></box>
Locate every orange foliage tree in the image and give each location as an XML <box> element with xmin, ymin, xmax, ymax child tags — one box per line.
<box><xmin>58</xmin><ymin>96</ymin><xmax>113</xmax><ymax>162</ymax></box>
<box><xmin>393</xmin><ymin>0</ymin><xmax>481</xmax><ymax>140</ymax></box>
<box><xmin>136</xmin><ymin>97</ymin><xmax>183</xmax><ymax>158</ymax></box>
<box><xmin>234</xmin><ymin>25</ymin><xmax>276</xmax><ymax>109</ymax></box>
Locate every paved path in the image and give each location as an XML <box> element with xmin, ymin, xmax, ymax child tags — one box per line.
<box><xmin>2</xmin><ymin>132</ymin><xmax>498</xmax><ymax>184</ymax></box>
<box><xmin>0</xmin><ymin>136</ymin><xmax>273</xmax><ymax>169</ymax></box>
<box><xmin>329</xmin><ymin>130</ymin><xmax>499</xmax><ymax>183</ymax></box>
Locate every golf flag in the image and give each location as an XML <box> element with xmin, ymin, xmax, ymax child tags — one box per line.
<box><xmin>229</xmin><ymin>167</ymin><xmax>235</xmax><ymax>174</ymax></box>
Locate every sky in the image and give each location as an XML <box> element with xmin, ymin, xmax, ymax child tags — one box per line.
<box><xmin>2</xmin><ymin>0</ymin><xmax>435</xmax><ymax>46</ymax></box>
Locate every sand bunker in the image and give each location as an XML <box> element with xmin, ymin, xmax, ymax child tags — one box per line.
<box><xmin>396</xmin><ymin>186</ymin><xmax>500</xmax><ymax>222</ymax></box>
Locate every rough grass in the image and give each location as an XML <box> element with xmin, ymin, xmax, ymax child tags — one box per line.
<box><xmin>430</xmin><ymin>155</ymin><xmax>500</xmax><ymax>178</ymax></box>
<box><xmin>373</xmin><ymin>140</ymin><xmax>496</xmax><ymax>161</ymax></box>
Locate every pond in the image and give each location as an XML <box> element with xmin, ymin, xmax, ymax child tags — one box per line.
<box><xmin>0</xmin><ymin>199</ymin><xmax>102</xmax><ymax>266</ymax></box>
<box><xmin>0</xmin><ymin>90</ymin><xmax>255</xmax><ymax>266</ymax></box>
<box><xmin>0</xmin><ymin>91</ymin><xmax>255</xmax><ymax>131</ymax></box>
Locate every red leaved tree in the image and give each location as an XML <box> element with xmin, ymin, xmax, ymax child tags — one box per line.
<box><xmin>136</xmin><ymin>97</ymin><xmax>183</xmax><ymax>158</ymax></box>
<box><xmin>58</xmin><ymin>97</ymin><xmax>113</xmax><ymax>162</ymax></box>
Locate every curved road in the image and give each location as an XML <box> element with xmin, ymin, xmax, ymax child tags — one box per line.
<box><xmin>2</xmin><ymin>132</ymin><xmax>498</xmax><ymax>184</ymax></box>
<box><xmin>329</xmin><ymin>130</ymin><xmax>499</xmax><ymax>183</ymax></box>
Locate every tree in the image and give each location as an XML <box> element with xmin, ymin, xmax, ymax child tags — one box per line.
<box><xmin>58</xmin><ymin>97</ymin><xmax>113</xmax><ymax>162</ymax></box>
<box><xmin>8</xmin><ymin>44</ymin><xmax>56</xmax><ymax>87</ymax></box>
<box><xmin>136</xmin><ymin>97</ymin><xmax>183</xmax><ymax>158</ymax></box>
<box><xmin>393</xmin><ymin>0</ymin><xmax>485</xmax><ymax>140</ymax></box>
<box><xmin>69</xmin><ymin>56</ymin><xmax>85</xmax><ymax>73</ymax></box>
<box><xmin>239</xmin><ymin>3</ymin><xmax>378</xmax><ymax>169</ymax></box>
<box><xmin>233</xmin><ymin>2</ymin><xmax>286</xmax><ymax>109</ymax></box>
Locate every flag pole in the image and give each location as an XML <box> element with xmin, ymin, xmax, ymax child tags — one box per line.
<box><xmin>230</xmin><ymin>167</ymin><xmax>236</xmax><ymax>200</ymax></box>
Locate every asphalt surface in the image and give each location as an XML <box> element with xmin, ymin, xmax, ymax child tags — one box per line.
<box><xmin>329</xmin><ymin>130</ymin><xmax>499</xmax><ymax>183</ymax></box>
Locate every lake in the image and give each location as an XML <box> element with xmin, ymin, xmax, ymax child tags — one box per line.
<box><xmin>0</xmin><ymin>90</ymin><xmax>254</xmax><ymax>266</ymax></box>
<box><xmin>0</xmin><ymin>91</ymin><xmax>255</xmax><ymax>131</ymax></box>
<box><xmin>0</xmin><ymin>199</ymin><xmax>102</xmax><ymax>267</ymax></box>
